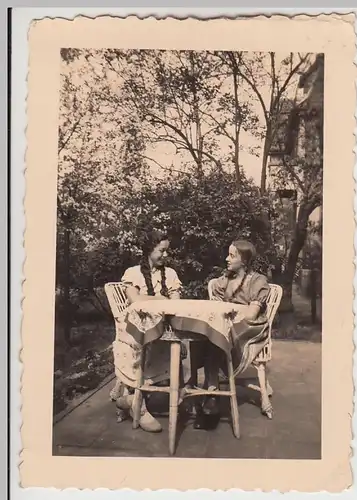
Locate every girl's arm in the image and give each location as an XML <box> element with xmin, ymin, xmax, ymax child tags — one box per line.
<box><xmin>126</xmin><ymin>286</ymin><xmax>168</xmax><ymax>304</ymax></box>
<box><xmin>166</xmin><ymin>268</ymin><xmax>182</xmax><ymax>300</ymax></box>
<box><xmin>211</xmin><ymin>275</ymin><xmax>228</xmax><ymax>301</ymax></box>
<box><xmin>125</xmin><ymin>286</ymin><xmax>141</xmax><ymax>304</ymax></box>
<box><xmin>244</xmin><ymin>303</ymin><xmax>261</xmax><ymax>321</ymax></box>
<box><xmin>169</xmin><ymin>290</ymin><xmax>180</xmax><ymax>300</ymax></box>
<box><xmin>244</xmin><ymin>273</ymin><xmax>270</xmax><ymax>320</ymax></box>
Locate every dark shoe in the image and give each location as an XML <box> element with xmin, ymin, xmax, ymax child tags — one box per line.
<box><xmin>202</xmin><ymin>396</ymin><xmax>220</xmax><ymax>416</ymax></box>
<box><xmin>193</xmin><ymin>412</ymin><xmax>220</xmax><ymax>431</ymax></box>
<box><xmin>193</xmin><ymin>412</ymin><xmax>207</xmax><ymax>430</ymax></box>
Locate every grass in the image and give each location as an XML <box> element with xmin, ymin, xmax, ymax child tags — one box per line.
<box><xmin>53</xmin><ymin>322</ymin><xmax>115</xmax><ymax>415</ymax></box>
<box><xmin>273</xmin><ymin>284</ymin><xmax>322</xmax><ymax>342</ymax></box>
<box><xmin>272</xmin><ymin>313</ymin><xmax>322</xmax><ymax>342</ymax></box>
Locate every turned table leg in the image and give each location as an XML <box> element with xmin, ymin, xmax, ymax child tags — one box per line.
<box><xmin>169</xmin><ymin>341</ymin><xmax>181</xmax><ymax>456</ymax></box>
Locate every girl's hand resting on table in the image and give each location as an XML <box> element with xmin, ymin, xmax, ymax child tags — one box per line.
<box><xmin>125</xmin><ymin>285</ymin><xmax>171</xmax><ymax>304</ymax></box>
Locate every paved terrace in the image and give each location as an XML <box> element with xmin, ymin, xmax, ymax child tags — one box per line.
<box><xmin>53</xmin><ymin>340</ymin><xmax>321</xmax><ymax>459</ymax></box>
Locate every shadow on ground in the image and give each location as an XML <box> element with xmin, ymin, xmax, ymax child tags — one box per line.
<box><xmin>53</xmin><ymin>340</ymin><xmax>321</xmax><ymax>459</ymax></box>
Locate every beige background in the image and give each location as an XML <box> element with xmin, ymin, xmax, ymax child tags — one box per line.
<box><xmin>22</xmin><ymin>14</ymin><xmax>355</xmax><ymax>491</ymax></box>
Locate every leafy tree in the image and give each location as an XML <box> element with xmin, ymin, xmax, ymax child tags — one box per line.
<box><xmin>209</xmin><ymin>51</ymin><xmax>262</xmax><ymax>186</ymax></box>
<box><xmin>55</xmin><ymin>48</ymin><xmax>323</xmax><ymax>330</ymax></box>
<box><xmin>232</xmin><ymin>52</ymin><xmax>312</xmax><ymax>193</ymax></box>
<box><xmin>91</xmin><ymin>49</ymin><xmax>262</xmax><ymax>185</ymax></box>
<box><xmin>72</xmin><ymin>169</ymin><xmax>274</xmax><ymax>298</ymax></box>
<box><xmin>268</xmin><ymin>55</ymin><xmax>323</xmax><ymax>304</ymax></box>
<box><xmin>95</xmin><ymin>49</ymin><xmax>228</xmax><ymax>179</ymax></box>
<box><xmin>56</xmin><ymin>49</ymin><xmax>149</xmax><ymax>343</ymax></box>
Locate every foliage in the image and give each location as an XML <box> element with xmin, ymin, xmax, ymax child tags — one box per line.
<box><xmin>53</xmin><ymin>344</ymin><xmax>114</xmax><ymax>415</ymax></box>
<box><xmin>57</xmin><ymin>169</ymin><xmax>275</xmax><ymax>304</ymax></box>
<box><xmin>55</xmin><ymin>48</ymin><xmax>323</xmax><ymax>328</ymax></box>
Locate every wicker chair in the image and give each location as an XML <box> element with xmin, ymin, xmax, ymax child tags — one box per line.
<box><xmin>207</xmin><ymin>279</ymin><xmax>283</xmax><ymax>419</ymax></box>
<box><xmin>104</xmin><ymin>282</ymin><xmax>130</xmax><ymax>402</ymax></box>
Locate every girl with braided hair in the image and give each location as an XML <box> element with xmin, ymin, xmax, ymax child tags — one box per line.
<box><xmin>191</xmin><ymin>239</ymin><xmax>271</xmax><ymax>430</ymax></box>
<box><xmin>113</xmin><ymin>230</ymin><xmax>182</xmax><ymax>433</ymax></box>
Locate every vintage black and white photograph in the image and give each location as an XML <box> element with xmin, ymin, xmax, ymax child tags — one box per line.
<box><xmin>21</xmin><ymin>14</ymin><xmax>356</xmax><ymax>491</ymax></box>
<box><xmin>52</xmin><ymin>47</ymin><xmax>323</xmax><ymax>459</ymax></box>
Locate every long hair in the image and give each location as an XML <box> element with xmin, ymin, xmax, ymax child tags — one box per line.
<box><xmin>226</xmin><ymin>239</ymin><xmax>257</xmax><ymax>292</ymax></box>
<box><xmin>139</xmin><ymin>229</ymin><xmax>169</xmax><ymax>298</ymax></box>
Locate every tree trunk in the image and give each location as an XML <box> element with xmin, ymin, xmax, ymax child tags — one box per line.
<box><xmin>232</xmin><ymin>67</ymin><xmax>241</xmax><ymax>187</ymax></box>
<box><xmin>310</xmin><ymin>268</ymin><xmax>317</xmax><ymax>324</ymax></box>
<box><xmin>260</xmin><ymin>129</ymin><xmax>271</xmax><ymax>194</ymax></box>
<box><xmin>189</xmin><ymin>53</ymin><xmax>204</xmax><ymax>180</ymax></box>
<box><xmin>63</xmin><ymin>226</ymin><xmax>72</xmax><ymax>345</ymax></box>
<box><xmin>282</xmin><ymin>202</ymin><xmax>314</xmax><ymax>309</ymax></box>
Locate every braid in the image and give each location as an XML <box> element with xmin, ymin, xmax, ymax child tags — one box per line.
<box><xmin>229</xmin><ymin>240</ymin><xmax>256</xmax><ymax>294</ymax></box>
<box><xmin>236</xmin><ymin>268</ymin><xmax>249</xmax><ymax>294</ymax></box>
<box><xmin>140</xmin><ymin>256</ymin><xmax>155</xmax><ymax>296</ymax></box>
<box><xmin>225</xmin><ymin>266</ymin><xmax>251</xmax><ymax>294</ymax></box>
<box><xmin>138</xmin><ymin>229</ymin><xmax>171</xmax><ymax>297</ymax></box>
<box><xmin>159</xmin><ymin>266</ymin><xmax>169</xmax><ymax>298</ymax></box>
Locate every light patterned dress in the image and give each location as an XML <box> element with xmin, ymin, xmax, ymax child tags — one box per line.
<box><xmin>112</xmin><ymin>265</ymin><xmax>182</xmax><ymax>388</ymax></box>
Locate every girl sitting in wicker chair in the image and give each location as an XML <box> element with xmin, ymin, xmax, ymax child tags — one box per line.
<box><xmin>190</xmin><ymin>239</ymin><xmax>271</xmax><ymax>430</ymax></box>
<box><xmin>112</xmin><ymin>229</ymin><xmax>183</xmax><ymax>433</ymax></box>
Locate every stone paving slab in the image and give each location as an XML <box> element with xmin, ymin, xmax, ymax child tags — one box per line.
<box><xmin>53</xmin><ymin>340</ymin><xmax>321</xmax><ymax>459</ymax></box>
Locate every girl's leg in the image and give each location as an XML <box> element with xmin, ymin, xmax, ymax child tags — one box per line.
<box><xmin>187</xmin><ymin>340</ymin><xmax>206</xmax><ymax>387</ymax></box>
<box><xmin>114</xmin><ymin>339</ymin><xmax>169</xmax><ymax>433</ymax></box>
<box><xmin>193</xmin><ymin>343</ymin><xmax>223</xmax><ymax>430</ymax></box>
<box><xmin>115</xmin><ymin>385</ymin><xmax>131</xmax><ymax>422</ymax></box>
<box><xmin>204</xmin><ymin>342</ymin><xmax>222</xmax><ymax>390</ymax></box>
<box><xmin>201</xmin><ymin>343</ymin><xmax>222</xmax><ymax>416</ymax></box>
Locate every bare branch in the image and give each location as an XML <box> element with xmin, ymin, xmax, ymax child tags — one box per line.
<box><xmin>270</xmin><ymin>52</ymin><xmax>276</xmax><ymax>104</ymax></box>
<box><xmin>276</xmin><ymin>54</ymin><xmax>309</xmax><ymax>102</ymax></box>
<box><xmin>58</xmin><ymin>117</ymin><xmax>82</xmax><ymax>154</ymax></box>
<box><xmin>136</xmin><ymin>154</ymin><xmax>189</xmax><ymax>175</ymax></box>
<box><xmin>236</xmin><ymin>54</ymin><xmax>269</xmax><ymax>123</ymax></box>
<box><xmin>199</xmin><ymin>109</ymin><xmax>235</xmax><ymax>143</ymax></box>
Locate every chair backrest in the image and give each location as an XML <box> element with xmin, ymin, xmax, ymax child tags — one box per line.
<box><xmin>207</xmin><ymin>278</ymin><xmax>283</xmax><ymax>328</ymax></box>
<box><xmin>265</xmin><ymin>283</ymin><xmax>283</xmax><ymax>327</ymax></box>
<box><xmin>104</xmin><ymin>282</ymin><xmax>129</xmax><ymax>320</ymax></box>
